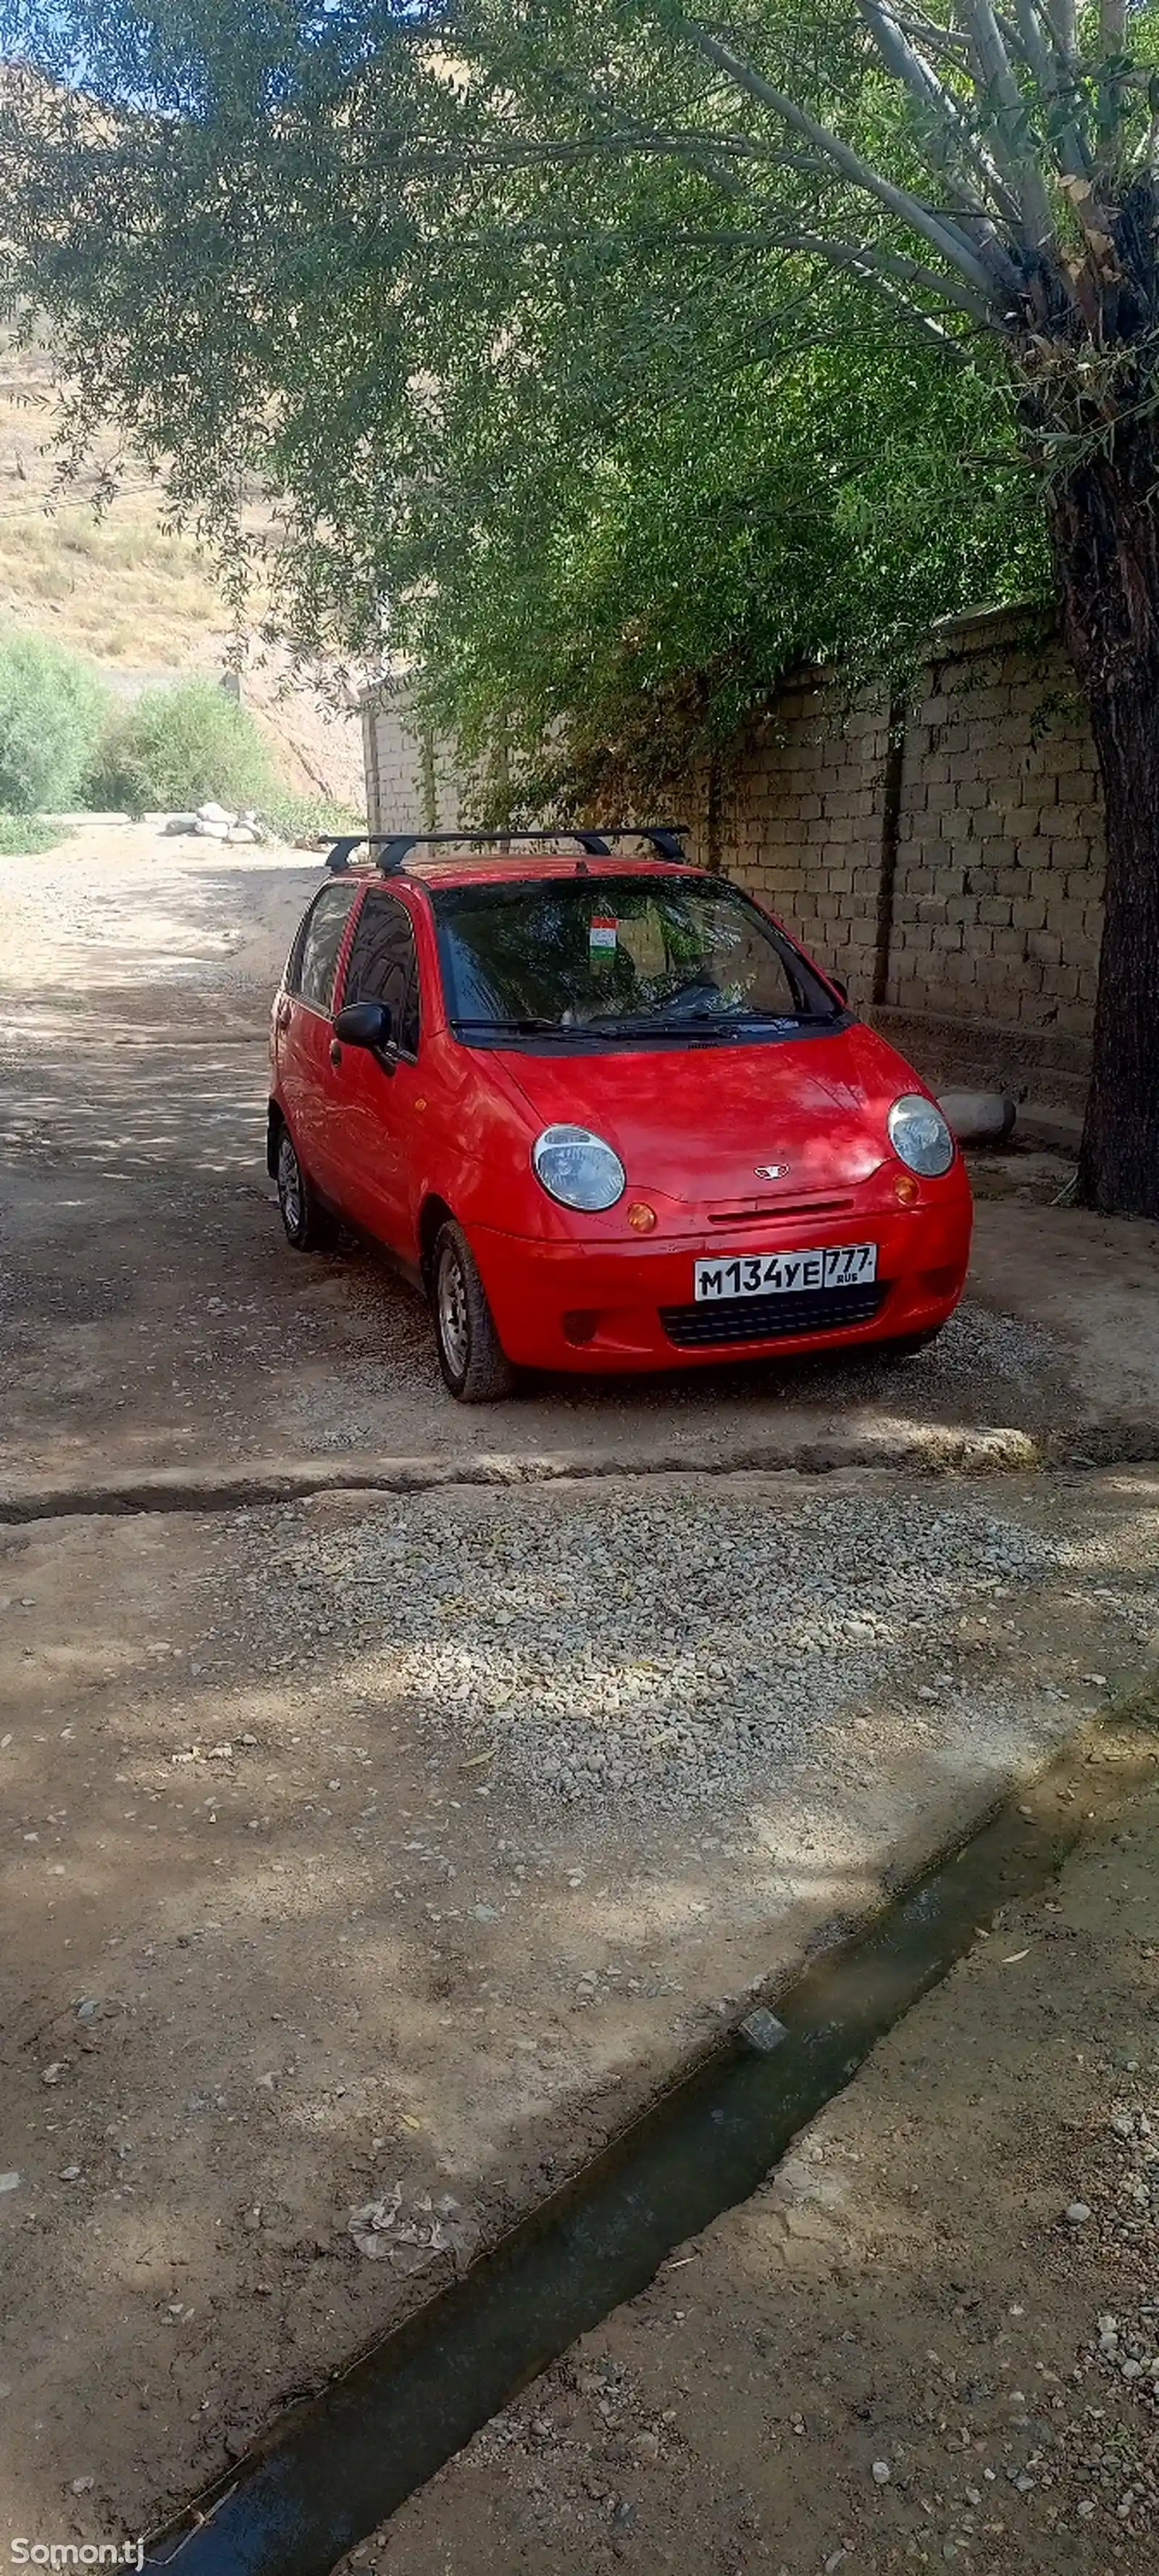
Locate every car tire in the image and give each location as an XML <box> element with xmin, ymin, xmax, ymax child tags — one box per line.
<box><xmin>432</xmin><ymin>1221</ymin><xmax>516</xmax><ymax>1402</ymax></box>
<box><xmin>275</xmin><ymin>1124</ymin><xmax>335</xmax><ymax>1251</ymax></box>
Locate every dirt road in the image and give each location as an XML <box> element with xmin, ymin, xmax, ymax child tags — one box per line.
<box><xmin>4</xmin><ymin>828</ymin><xmax>1159</xmax><ymax>1495</ymax></box>
<box><xmin>3</xmin><ymin>828</ymin><xmax>1159</xmax><ymax>2559</ymax></box>
<box><xmin>375</xmin><ymin>1738</ymin><xmax>1159</xmax><ymax>2576</ymax></box>
<box><xmin>2</xmin><ymin>1468</ymin><xmax>1158</xmax><ymax>2547</ymax></box>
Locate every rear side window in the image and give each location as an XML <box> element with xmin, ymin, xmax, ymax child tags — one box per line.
<box><xmin>342</xmin><ymin>892</ymin><xmax>422</xmax><ymax>1056</ymax></box>
<box><xmin>287</xmin><ymin>884</ymin><xmax>356</xmax><ymax>1013</ymax></box>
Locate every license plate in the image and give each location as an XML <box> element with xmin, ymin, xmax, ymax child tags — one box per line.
<box><xmin>693</xmin><ymin>1243</ymin><xmax>878</xmax><ymax>1301</ymax></box>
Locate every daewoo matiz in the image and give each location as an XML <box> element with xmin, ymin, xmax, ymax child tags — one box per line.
<box><xmin>268</xmin><ymin>828</ymin><xmax>972</xmax><ymax>1400</ymax></box>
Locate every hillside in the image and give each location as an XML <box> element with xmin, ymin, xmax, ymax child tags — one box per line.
<box><xmin>0</xmin><ymin>332</ymin><xmax>366</xmax><ymax>809</ymax></box>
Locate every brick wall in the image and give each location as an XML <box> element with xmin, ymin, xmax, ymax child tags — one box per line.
<box><xmin>361</xmin><ymin>682</ymin><xmax>460</xmax><ymax>835</ymax></box>
<box><xmin>695</xmin><ymin>605</ymin><xmax>1105</xmax><ymax>1109</ymax></box>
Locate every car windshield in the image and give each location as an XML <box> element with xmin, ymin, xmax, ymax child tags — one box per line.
<box><xmin>432</xmin><ymin>875</ymin><xmax>842</xmax><ymax>1042</ymax></box>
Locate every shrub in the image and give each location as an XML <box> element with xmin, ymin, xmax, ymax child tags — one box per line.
<box><xmin>88</xmin><ymin>676</ymin><xmax>278</xmax><ymax>815</ymax></box>
<box><xmin>0</xmin><ymin>811</ymin><xmax>73</xmax><ymax>854</ymax></box>
<box><xmin>259</xmin><ymin>790</ymin><xmax>364</xmax><ymax>846</ymax></box>
<box><xmin>0</xmin><ymin>630</ymin><xmax>109</xmax><ymax>812</ymax></box>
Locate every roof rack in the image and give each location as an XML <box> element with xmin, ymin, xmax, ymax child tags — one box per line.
<box><xmin>324</xmin><ymin>825</ymin><xmax>689</xmax><ymax>876</ymax></box>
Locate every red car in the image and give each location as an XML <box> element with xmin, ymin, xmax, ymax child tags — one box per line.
<box><xmin>268</xmin><ymin>830</ymin><xmax>971</xmax><ymax>1401</ymax></box>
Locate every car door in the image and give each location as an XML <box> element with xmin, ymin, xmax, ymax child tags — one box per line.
<box><xmin>327</xmin><ymin>888</ymin><xmax>424</xmax><ymax>1252</ymax></box>
<box><xmin>275</xmin><ymin>880</ymin><xmax>359</xmax><ymax>1202</ymax></box>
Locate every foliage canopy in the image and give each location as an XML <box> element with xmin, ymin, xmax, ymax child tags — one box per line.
<box><xmin>0</xmin><ymin>2</ymin><xmax>1057</xmax><ymax>804</ymax></box>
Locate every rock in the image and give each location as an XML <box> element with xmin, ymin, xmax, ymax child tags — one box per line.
<box><xmin>194</xmin><ymin>818</ymin><xmax>231</xmax><ymax>840</ymax></box>
<box><xmin>938</xmin><ymin>1091</ymin><xmax>1017</xmax><ymax>1145</ymax></box>
<box><xmin>41</xmin><ymin>2062</ymin><xmax>65</xmax><ymax>2085</ymax></box>
<box><xmin>163</xmin><ymin>814</ymin><xmax>200</xmax><ymax>835</ymax></box>
<box><xmin>0</xmin><ymin>2172</ymin><xmax>20</xmax><ymax>2193</ymax></box>
<box><xmin>197</xmin><ymin>801</ymin><xmax>233</xmax><ymax>825</ymax></box>
<box><xmin>740</xmin><ymin>2006</ymin><xmax>788</xmax><ymax>2054</ymax></box>
<box><xmin>226</xmin><ymin>825</ymin><xmax>258</xmax><ymax>844</ymax></box>
<box><xmin>70</xmin><ymin>2477</ymin><xmax>94</xmax><ymax>2495</ymax></box>
<box><xmin>871</xmin><ymin>2459</ymin><xmax>891</xmax><ymax>2484</ymax></box>
<box><xmin>1065</xmin><ymin>2201</ymin><xmax>1092</xmax><ymax>2224</ymax></box>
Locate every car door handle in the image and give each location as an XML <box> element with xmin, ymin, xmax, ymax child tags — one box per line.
<box><xmin>329</xmin><ymin>1041</ymin><xmax>343</xmax><ymax>1067</ymax></box>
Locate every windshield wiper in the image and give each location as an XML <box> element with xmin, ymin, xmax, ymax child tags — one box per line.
<box><xmin>590</xmin><ymin>1008</ymin><xmax>828</xmax><ymax>1038</ymax></box>
<box><xmin>452</xmin><ymin>1014</ymin><xmax>571</xmax><ymax>1035</ymax></box>
<box><xmin>451</xmin><ymin>1014</ymin><xmax>620</xmax><ymax>1040</ymax></box>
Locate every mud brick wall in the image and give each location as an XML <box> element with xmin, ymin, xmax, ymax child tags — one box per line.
<box><xmin>697</xmin><ymin>688</ymin><xmax>892</xmax><ymax>1004</ymax></box>
<box><xmin>361</xmin><ymin>681</ymin><xmax>460</xmax><ymax>836</ymax></box>
<box><xmin>693</xmin><ymin>605</ymin><xmax>1105</xmax><ymax>1103</ymax></box>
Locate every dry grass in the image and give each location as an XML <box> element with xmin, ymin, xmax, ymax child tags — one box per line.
<box><xmin>0</xmin><ymin>333</ymin><xmax>366</xmax><ymax>805</ymax></box>
<box><xmin>0</xmin><ymin>332</ymin><xmax>248</xmax><ymax>672</ymax></box>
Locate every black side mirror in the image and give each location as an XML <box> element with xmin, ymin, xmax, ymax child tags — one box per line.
<box><xmin>333</xmin><ymin>1000</ymin><xmax>393</xmax><ymax>1051</ymax></box>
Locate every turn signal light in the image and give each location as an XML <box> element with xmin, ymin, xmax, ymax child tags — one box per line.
<box><xmin>627</xmin><ymin>1201</ymin><xmax>657</xmax><ymax>1232</ymax></box>
<box><xmin>893</xmin><ymin>1171</ymin><xmax>920</xmax><ymax>1206</ymax></box>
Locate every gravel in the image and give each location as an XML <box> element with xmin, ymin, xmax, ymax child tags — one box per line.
<box><xmin>240</xmin><ymin>1485</ymin><xmax>1066</xmax><ymax>1818</ymax></box>
<box><xmin>840</xmin><ymin>1296</ymin><xmax>1056</xmax><ymax>1396</ymax></box>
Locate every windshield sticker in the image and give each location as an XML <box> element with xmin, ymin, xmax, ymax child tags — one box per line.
<box><xmin>589</xmin><ymin>912</ymin><xmax>618</xmax><ymax>954</ymax></box>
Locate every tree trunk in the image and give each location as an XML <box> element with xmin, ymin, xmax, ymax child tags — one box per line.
<box><xmin>1050</xmin><ymin>428</ymin><xmax>1159</xmax><ymax>1216</ymax></box>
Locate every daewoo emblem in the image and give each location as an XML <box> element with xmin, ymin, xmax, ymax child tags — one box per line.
<box><xmin>753</xmin><ymin>1162</ymin><xmax>790</xmax><ymax>1180</ymax></box>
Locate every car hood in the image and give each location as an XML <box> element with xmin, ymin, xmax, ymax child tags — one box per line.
<box><xmin>495</xmin><ymin>1021</ymin><xmax>919</xmax><ymax>1206</ymax></box>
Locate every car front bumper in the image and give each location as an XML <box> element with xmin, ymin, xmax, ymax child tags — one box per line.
<box><xmin>467</xmin><ymin>1190</ymin><xmax>973</xmax><ymax>1375</ymax></box>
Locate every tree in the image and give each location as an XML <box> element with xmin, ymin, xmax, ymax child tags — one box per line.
<box><xmin>2</xmin><ymin>3</ymin><xmax>1158</xmax><ymax>1209</ymax></box>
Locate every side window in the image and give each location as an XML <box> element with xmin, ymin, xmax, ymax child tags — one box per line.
<box><xmin>342</xmin><ymin>893</ymin><xmax>422</xmax><ymax>1057</ymax></box>
<box><xmin>288</xmin><ymin>884</ymin><xmax>356</xmax><ymax>1014</ymax></box>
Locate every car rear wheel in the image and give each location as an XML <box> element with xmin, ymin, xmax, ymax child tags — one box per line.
<box><xmin>276</xmin><ymin>1126</ymin><xmax>334</xmax><ymax>1251</ymax></box>
<box><xmin>432</xmin><ymin>1221</ymin><xmax>516</xmax><ymax>1402</ymax></box>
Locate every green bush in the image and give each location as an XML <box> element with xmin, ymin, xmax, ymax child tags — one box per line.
<box><xmin>0</xmin><ymin>630</ymin><xmax>109</xmax><ymax>812</ymax></box>
<box><xmin>259</xmin><ymin>790</ymin><xmax>364</xmax><ymax>846</ymax></box>
<box><xmin>88</xmin><ymin>676</ymin><xmax>278</xmax><ymax>815</ymax></box>
<box><xmin>0</xmin><ymin>811</ymin><xmax>73</xmax><ymax>854</ymax></box>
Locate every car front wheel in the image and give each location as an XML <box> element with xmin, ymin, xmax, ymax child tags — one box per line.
<box><xmin>275</xmin><ymin>1125</ymin><xmax>334</xmax><ymax>1251</ymax></box>
<box><xmin>432</xmin><ymin>1221</ymin><xmax>516</xmax><ymax>1402</ymax></box>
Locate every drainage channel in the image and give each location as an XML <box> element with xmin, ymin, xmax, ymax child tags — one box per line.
<box><xmin>146</xmin><ymin>1720</ymin><xmax>1153</xmax><ymax>2576</ymax></box>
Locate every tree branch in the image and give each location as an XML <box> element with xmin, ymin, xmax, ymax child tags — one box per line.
<box><xmin>1006</xmin><ymin>0</ymin><xmax>1093</xmax><ymax>183</ymax></box>
<box><xmin>952</xmin><ymin>0</ymin><xmax>1057</xmax><ymax>247</ymax></box>
<box><xmin>858</xmin><ymin>0</ymin><xmax>1024</xmax><ymax>228</ymax></box>
<box><xmin>671</xmin><ymin>12</ymin><xmax>1013</xmax><ymax>306</ymax></box>
<box><xmin>503</xmin><ymin>216</ymin><xmax>992</xmax><ymax>322</ymax></box>
<box><xmin>1098</xmin><ymin>0</ymin><xmax>1127</xmax><ymax>62</ymax></box>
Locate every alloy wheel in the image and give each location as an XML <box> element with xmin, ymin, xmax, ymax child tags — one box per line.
<box><xmin>437</xmin><ymin>1242</ymin><xmax>471</xmax><ymax>1378</ymax></box>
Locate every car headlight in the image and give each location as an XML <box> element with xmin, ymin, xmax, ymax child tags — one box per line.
<box><xmin>532</xmin><ymin>1124</ymin><xmax>626</xmax><ymax>1212</ymax></box>
<box><xmin>887</xmin><ymin>1093</ymin><xmax>955</xmax><ymax>1177</ymax></box>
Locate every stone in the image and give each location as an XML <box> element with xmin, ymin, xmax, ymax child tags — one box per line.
<box><xmin>739</xmin><ymin>2007</ymin><xmax>788</xmax><ymax>2054</ymax></box>
<box><xmin>871</xmin><ymin>2460</ymin><xmax>891</xmax><ymax>2485</ymax></box>
<box><xmin>1065</xmin><ymin>2201</ymin><xmax>1092</xmax><ymax>2224</ymax></box>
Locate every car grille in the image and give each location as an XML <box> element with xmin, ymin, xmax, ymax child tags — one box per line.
<box><xmin>659</xmin><ymin>1281</ymin><xmax>890</xmax><ymax>1349</ymax></box>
